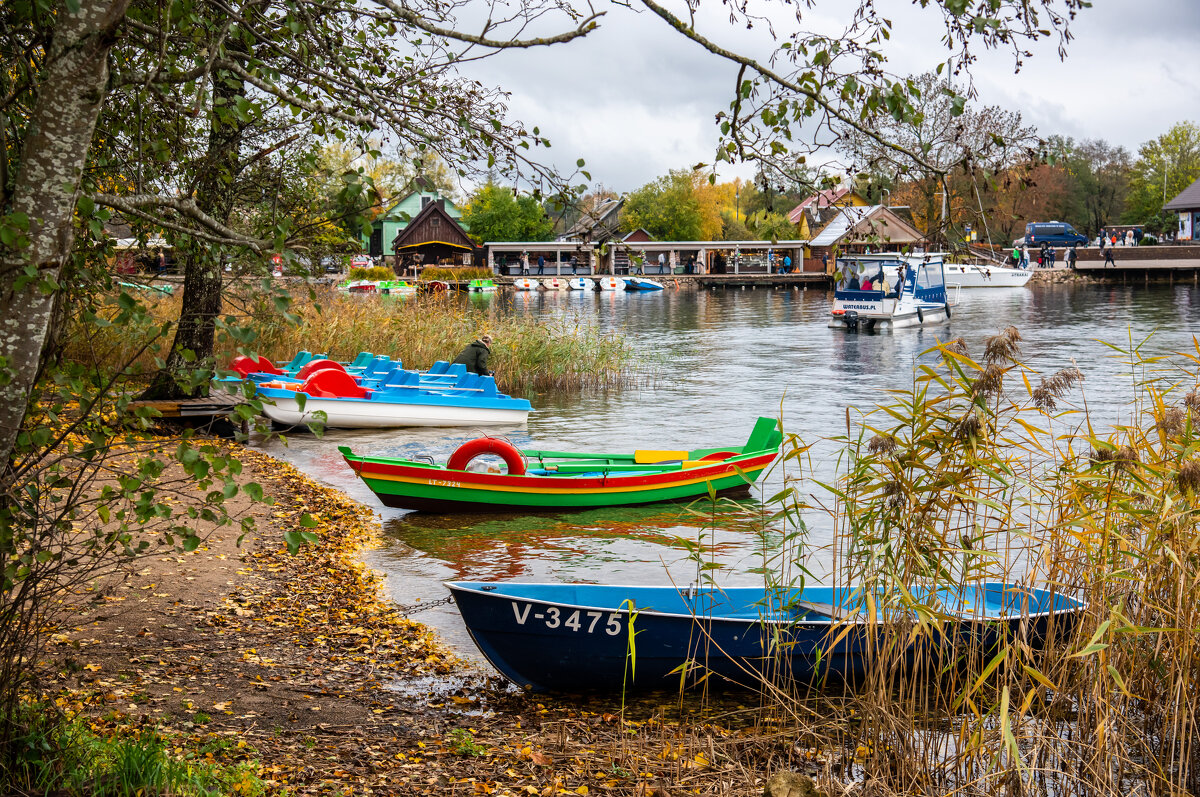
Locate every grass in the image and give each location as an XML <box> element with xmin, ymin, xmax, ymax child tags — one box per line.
<box><xmin>735</xmin><ymin>326</ymin><xmax>1200</xmax><ymax>796</ymax></box>
<box><xmin>67</xmin><ymin>285</ymin><xmax>638</xmax><ymax>395</ymax></box>
<box><xmin>2</xmin><ymin>703</ymin><xmax>265</xmax><ymax>796</ymax></box>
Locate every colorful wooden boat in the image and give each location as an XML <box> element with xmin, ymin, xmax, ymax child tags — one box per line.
<box><xmin>340</xmin><ymin>417</ymin><xmax>782</xmax><ymax>512</ymax></box>
<box><xmin>447</xmin><ymin>580</ymin><xmax>1085</xmax><ymax>692</ymax></box>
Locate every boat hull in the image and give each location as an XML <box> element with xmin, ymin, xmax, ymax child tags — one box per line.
<box><xmin>261</xmin><ymin>395</ymin><xmax>529</xmax><ymax>429</ymax></box>
<box><xmin>343</xmin><ymin>450</ymin><xmax>776</xmax><ymax>512</ymax></box>
<box><xmin>625</xmin><ymin>278</ymin><xmax>665</xmax><ymax>291</ymax></box>
<box><xmin>942</xmin><ymin>263</ymin><xmax>1032</xmax><ymax>288</ymax></box>
<box><xmin>447</xmin><ymin>582</ymin><xmax>1084</xmax><ymax>692</ymax></box>
<box><xmin>828</xmin><ymin>304</ymin><xmax>952</xmax><ymax>330</ymax></box>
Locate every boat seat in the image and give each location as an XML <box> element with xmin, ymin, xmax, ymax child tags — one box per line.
<box><xmin>348</xmin><ymin>351</ymin><xmax>374</xmax><ymax>370</ymax></box>
<box><xmin>634</xmin><ymin>449</ymin><xmax>688</xmax><ymax>464</ymax></box>
<box><xmin>457</xmin><ymin>372</ymin><xmax>483</xmax><ymax>391</ymax></box>
<box><xmin>478</xmin><ymin>376</ymin><xmax>498</xmax><ymax>397</ymax></box>
<box><xmin>295</xmin><ymin>358</ymin><xmax>345</xmax><ymax>380</ymax></box>
<box><xmin>300</xmin><ymin>368</ymin><xmax>369</xmax><ymax>399</ymax></box>
<box><xmin>280</xmin><ymin>350</ymin><xmax>312</xmax><ymax>372</ymax></box>
<box><xmin>743</xmin><ymin>417</ymin><xmax>783</xmax><ymax>453</ymax></box>
<box><xmin>428</xmin><ymin>360</ymin><xmax>449</xmax><ymax>375</ymax></box>
<box><xmin>383</xmin><ymin>369</ymin><xmax>420</xmax><ymax>388</ymax></box>
<box><xmin>445</xmin><ymin>363</ymin><xmax>468</xmax><ymax>378</ymax></box>
<box><xmin>363</xmin><ymin>356</ymin><xmax>392</xmax><ymax>378</ymax></box>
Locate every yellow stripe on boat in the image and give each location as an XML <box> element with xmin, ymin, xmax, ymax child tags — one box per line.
<box><xmin>633</xmin><ymin>450</ymin><xmax>689</xmax><ymax>464</ymax></box>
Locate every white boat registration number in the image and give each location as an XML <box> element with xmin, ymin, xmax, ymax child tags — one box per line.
<box><xmin>511</xmin><ymin>602</ymin><xmax>622</xmax><ymax>635</ymax></box>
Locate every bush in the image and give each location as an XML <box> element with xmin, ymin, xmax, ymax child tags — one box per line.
<box><xmin>420</xmin><ymin>266</ymin><xmax>493</xmax><ymax>281</ymax></box>
<box><xmin>1139</xmin><ymin>234</ymin><xmax>1159</xmax><ymax>246</ymax></box>
<box><xmin>348</xmin><ymin>266</ymin><xmax>395</xmax><ymax>281</ymax></box>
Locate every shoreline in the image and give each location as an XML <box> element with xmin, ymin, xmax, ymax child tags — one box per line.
<box><xmin>44</xmin><ymin>439</ymin><xmax>783</xmax><ymax>796</ymax></box>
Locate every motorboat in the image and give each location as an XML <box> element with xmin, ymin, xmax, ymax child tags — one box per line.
<box><xmin>942</xmin><ymin>262</ymin><xmax>1032</xmax><ymax>288</ymax></box>
<box><xmin>829</xmin><ymin>254</ymin><xmax>956</xmax><ymax>331</ymax></box>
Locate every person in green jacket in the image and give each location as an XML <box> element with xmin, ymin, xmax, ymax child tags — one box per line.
<box><xmin>452</xmin><ymin>334</ymin><xmax>493</xmax><ymax>376</ymax></box>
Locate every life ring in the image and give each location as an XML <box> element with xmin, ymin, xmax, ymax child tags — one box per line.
<box><xmin>446</xmin><ymin>437</ymin><xmax>527</xmax><ymax>475</ymax></box>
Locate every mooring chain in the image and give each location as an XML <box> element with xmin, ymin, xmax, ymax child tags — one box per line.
<box><xmin>393</xmin><ymin>594</ymin><xmax>455</xmax><ymax>615</ymax></box>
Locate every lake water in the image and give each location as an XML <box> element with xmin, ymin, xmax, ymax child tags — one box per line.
<box><xmin>251</xmin><ymin>282</ymin><xmax>1200</xmax><ymax>657</ymax></box>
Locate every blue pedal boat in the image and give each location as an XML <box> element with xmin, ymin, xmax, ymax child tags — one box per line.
<box><xmin>447</xmin><ymin>581</ymin><xmax>1084</xmax><ymax>693</ymax></box>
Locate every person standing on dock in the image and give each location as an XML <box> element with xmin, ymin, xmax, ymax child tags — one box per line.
<box><xmin>1011</xmin><ymin>246</ymin><xmax>1020</xmax><ymax>269</ymax></box>
<box><xmin>521</xmin><ymin>252</ymin><xmax>530</xmax><ymax>275</ymax></box>
<box><xmin>453</xmin><ymin>334</ymin><xmax>494</xmax><ymax>376</ymax></box>
<box><xmin>537</xmin><ymin>254</ymin><xmax>545</xmax><ymax>275</ymax></box>
<box><xmin>784</xmin><ymin>253</ymin><xmax>793</xmax><ymax>273</ymax></box>
<box><xmin>1104</xmin><ymin>246</ymin><xmax>1116</xmax><ymax>268</ymax></box>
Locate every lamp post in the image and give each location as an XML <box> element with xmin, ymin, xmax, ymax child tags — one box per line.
<box><xmin>735</xmin><ymin>189</ymin><xmax>740</xmax><ymax>222</ymax></box>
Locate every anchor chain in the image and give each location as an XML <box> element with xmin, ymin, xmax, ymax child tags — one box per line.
<box><xmin>393</xmin><ymin>594</ymin><xmax>455</xmax><ymax>616</ymax></box>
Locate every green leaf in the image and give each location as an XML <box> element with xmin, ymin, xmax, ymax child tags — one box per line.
<box><xmin>298</xmin><ymin>512</ymin><xmax>318</xmax><ymax>528</ymax></box>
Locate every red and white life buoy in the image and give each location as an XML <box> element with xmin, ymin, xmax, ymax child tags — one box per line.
<box><xmin>446</xmin><ymin>437</ymin><xmax>526</xmax><ymax>475</ymax></box>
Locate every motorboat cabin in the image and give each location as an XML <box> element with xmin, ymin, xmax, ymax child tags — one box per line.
<box><xmin>829</xmin><ymin>254</ymin><xmax>956</xmax><ymax>331</ymax></box>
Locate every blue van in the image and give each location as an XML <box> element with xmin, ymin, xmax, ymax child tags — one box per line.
<box><xmin>1024</xmin><ymin>221</ymin><xmax>1087</xmax><ymax>247</ymax></box>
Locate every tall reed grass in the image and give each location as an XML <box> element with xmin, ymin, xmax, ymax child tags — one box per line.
<box><xmin>67</xmin><ymin>286</ymin><xmax>637</xmax><ymax>394</ymax></box>
<box><xmin>746</xmin><ymin>327</ymin><xmax>1199</xmax><ymax>796</ymax></box>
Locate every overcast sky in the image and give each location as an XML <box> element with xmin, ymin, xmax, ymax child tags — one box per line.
<box><xmin>454</xmin><ymin>0</ymin><xmax>1200</xmax><ymax>194</ymax></box>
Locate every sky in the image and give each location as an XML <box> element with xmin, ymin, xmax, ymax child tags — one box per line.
<box><xmin>452</xmin><ymin>0</ymin><xmax>1200</xmax><ymax>194</ymax></box>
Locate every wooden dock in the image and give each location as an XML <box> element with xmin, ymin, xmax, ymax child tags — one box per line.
<box><xmin>125</xmin><ymin>391</ymin><xmax>245</xmax><ymax>435</ymax></box>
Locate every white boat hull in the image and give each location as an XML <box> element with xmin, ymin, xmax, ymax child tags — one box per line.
<box><xmin>567</xmin><ymin>278</ymin><xmax>591</xmax><ymax>291</ymax></box>
<box><xmin>597</xmin><ymin>277</ymin><xmax>624</xmax><ymax>291</ymax></box>
<box><xmin>262</xmin><ymin>396</ymin><xmax>529</xmax><ymax>429</ymax></box>
<box><xmin>513</xmin><ymin>278</ymin><xmax>539</xmax><ymax>291</ymax></box>
<box><xmin>942</xmin><ymin>263</ymin><xmax>1031</xmax><ymax>288</ymax></box>
<box><xmin>543</xmin><ymin>277</ymin><xmax>568</xmax><ymax>291</ymax></box>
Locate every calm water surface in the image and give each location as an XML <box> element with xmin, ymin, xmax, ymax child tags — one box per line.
<box><xmin>252</xmin><ymin>282</ymin><xmax>1200</xmax><ymax>656</ymax></box>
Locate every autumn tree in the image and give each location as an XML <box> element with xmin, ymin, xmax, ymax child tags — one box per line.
<box><xmin>622</xmin><ymin>169</ymin><xmax>724</xmax><ymax>241</ymax></box>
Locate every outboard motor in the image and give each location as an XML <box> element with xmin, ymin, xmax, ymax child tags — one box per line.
<box><xmin>843</xmin><ymin>310</ymin><xmax>859</xmax><ymax>331</ymax></box>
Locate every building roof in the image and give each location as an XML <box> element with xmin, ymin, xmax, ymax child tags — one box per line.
<box><xmin>809</xmin><ymin>205</ymin><xmax>924</xmax><ymax>247</ymax></box>
<box><xmin>558</xmin><ymin>197</ymin><xmax>624</xmax><ymax>242</ymax></box>
<box><xmin>391</xmin><ymin>199</ymin><xmax>475</xmax><ymax>252</ymax></box>
<box><xmin>1165</xmin><ymin>176</ymin><xmax>1200</xmax><ymax>211</ymax></box>
<box><xmin>788</xmin><ymin>187</ymin><xmax>852</xmax><ymax>223</ymax></box>
<box><xmin>379</xmin><ymin>189</ymin><xmax>464</xmax><ymax>226</ymax></box>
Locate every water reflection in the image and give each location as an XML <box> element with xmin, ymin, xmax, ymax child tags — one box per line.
<box><xmin>257</xmin><ymin>283</ymin><xmax>1200</xmax><ymax>658</ymax></box>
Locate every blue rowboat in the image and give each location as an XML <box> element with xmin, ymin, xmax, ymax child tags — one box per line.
<box><xmin>447</xmin><ymin>581</ymin><xmax>1084</xmax><ymax>692</ymax></box>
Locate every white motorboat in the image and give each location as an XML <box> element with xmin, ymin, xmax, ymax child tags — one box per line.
<box><xmin>513</xmin><ymin>277</ymin><xmax>540</xmax><ymax>291</ymax></box>
<box><xmin>942</xmin><ymin>262</ymin><xmax>1032</xmax><ymax>288</ymax></box>
<box><xmin>829</xmin><ymin>255</ymin><xmax>956</xmax><ymax>331</ymax></box>
<box><xmin>596</xmin><ymin>276</ymin><xmax>624</xmax><ymax>291</ymax></box>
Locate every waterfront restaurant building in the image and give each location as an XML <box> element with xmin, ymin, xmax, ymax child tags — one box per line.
<box><xmin>1165</xmin><ymin>177</ymin><xmax>1200</xmax><ymax>241</ymax></box>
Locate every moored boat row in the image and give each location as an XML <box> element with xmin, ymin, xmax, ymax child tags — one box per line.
<box><xmin>514</xmin><ymin>276</ymin><xmax>665</xmax><ymax>292</ymax></box>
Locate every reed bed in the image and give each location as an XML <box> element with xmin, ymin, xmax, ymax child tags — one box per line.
<box><xmin>65</xmin><ymin>286</ymin><xmax>638</xmax><ymax>395</ymax></box>
<box><xmin>739</xmin><ymin>327</ymin><xmax>1200</xmax><ymax>796</ymax></box>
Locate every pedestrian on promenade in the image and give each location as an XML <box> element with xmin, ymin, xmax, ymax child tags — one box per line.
<box><xmin>1104</xmin><ymin>246</ymin><xmax>1116</xmax><ymax>268</ymax></box>
<box><xmin>1011</xmin><ymin>246</ymin><xmax>1020</xmax><ymax>268</ymax></box>
<box><xmin>784</xmin><ymin>253</ymin><xmax>793</xmax><ymax>273</ymax></box>
<box><xmin>1065</xmin><ymin>246</ymin><xmax>1076</xmax><ymax>270</ymax></box>
<box><xmin>521</xmin><ymin>251</ymin><xmax>529</xmax><ymax>275</ymax></box>
<box><xmin>537</xmin><ymin>254</ymin><xmax>545</xmax><ymax>275</ymax></box>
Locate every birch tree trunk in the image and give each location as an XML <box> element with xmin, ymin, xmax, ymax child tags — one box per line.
<box><xmin>0</xmin><ymin>0</ymin><xmax>129</xmax><ymax>473</ymax></box>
